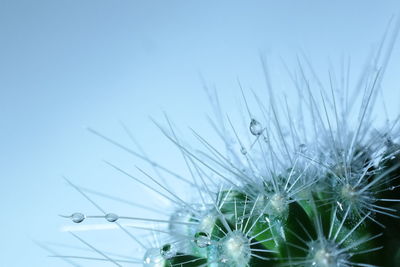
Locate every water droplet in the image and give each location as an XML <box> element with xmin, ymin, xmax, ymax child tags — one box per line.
<box><xmin>236</xmin><ymin>216</ymin><xmax>246</xmax><ymax>225</ymax></box>
<box><xmin>389</xmin><ymin>186</ymin><xmax>396</xmax><ymax>191</ymax></box>
<box><xmin>143</xmin><ymin>248</ymin><xmax>164</xmax><ymax>266</ymax></box>
<box><xmin>71</xmin><ymin>212</ymin><xmax>85</xmax><ymax>223</ymax></box>
<box><xmin>194</xmin><ymin>231</ymin><xmax>211</xmax><ymax>248</ymax></box>
<box><xmin>169</xmin><ymin>208</ymin><xmax>194</xmax><ymax>235</ymax></box>
<box><xmin>160</xmin><ymin>243</ymin><xmax>176</xmax><ymax>259</ymax></box>
<box><xmin>249</xmin><ymin>119</ymin><xmax>263</xmax><ymax>136</ymax></box>
<box><xmin>105</xmin><ymin>213</ymin><xmax>119</xmax><ymax>222</ymax></box>
<box><xmin>299</xmin><ymin>144</ymin><xmax>307</xmax><ymax>153</ymax></box>
<box><xmin>240</xmin><ymin>147</ymin><xmax>247</xmax><ymax>155</ymax></box>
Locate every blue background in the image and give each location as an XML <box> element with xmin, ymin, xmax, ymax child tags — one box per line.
<box><xmin>1</xmin><ymin>1</ymin><xmax>400</xmax><ymax>266</ymax></box>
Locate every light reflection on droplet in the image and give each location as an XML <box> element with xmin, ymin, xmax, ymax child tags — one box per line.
<box><xmin>71</xmin><ymin>212</ymin><xmax>85</xmax><ymax>223</ymax></box>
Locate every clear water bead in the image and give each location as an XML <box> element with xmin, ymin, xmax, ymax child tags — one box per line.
<box><xmin>240</xmin><ymin>147</ymin><xmax>247</xmax><ymax>155</ymax></box>
<box><xmin>168</xmin><ymin>208</ymin><xmax>193</xmax><ymax>235</ymax></box>
<box><xmin>143</xmin><ymin>248</ymin><xmax>165</xmax><ymax>266</ymax></box>
<box><xmin>105</xmin><ymin>213</ymin><xmax>119</xmax><ymax>222</ymax></box>
<box><xmin>160</xmin><ymin>243</ymin><xmax>176</xmax><ymax>259</ymax></box>
<box><xmin>249</xmin><ymin>119</ymin><xmax>263</xmax><ymax>136</ymax></box>
<box><xmin>194</xmin><ymin>231</ymin><xmax>211</xmax><ymax>248</ymax></box>
<box><xmin>71</xmin><ymin>212</ymin><xmax>85</xmax><ymax>223</ymax></box>
<box><xmin>299</xmin><ymin>144</ymin><xmax>307</xmax><ymax>153</ymax></box>
<box><xmin>236</xmin><ymin>216</ymin><xmax>245</xmax><ymax>225</ymax></box>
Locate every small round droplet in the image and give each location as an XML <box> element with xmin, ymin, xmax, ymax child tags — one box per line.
<box><xmin>143</xmin><ymin>248</ymin><xmax>164</xmax><ymax>266</ymax></box>
<box><xmin>299</xmin><ymin>144</ymin><xmax>307</xmax><ymax>153</ymax></box>
<box><xmin>160</xmin><ymin>243</ymin><xmax>176</xmax><ymax>259</ymax></box>
<box><xmin>71</xmin><ymin>212</ymin><xmax>85</xmax><ymax>223</ymax></box>
<box><xmin>249</xmin><ymin>119</ymin><xmax>263</xmax><ymax>136</ymax></box>
<box><xmin>194</xmin><ymin>231</ymin><xmax>211</xmax><ymax>248</ymax></box>
<box><xmin>236</xmin><ymin>216</ymin><xmax>245</xmax><ymax>225</ymax></box>
<box><xmin>168</xmin><ymin>208</ymin><xmax>193</xmax><ymax>235</ymax></box>
<box><xmin>240</xmin><ymin>147</ymin><xmax>247</xmax><ymax>155</ymax></box>
<box><xmin>389</xmin><ymin>186</ymin><xmax>396</xmax><ymax>191</ymax></box>
<box><xmin>105</xmin><ymin>213</ymin><xmax>119</xmax><ymax>222</ymax></box>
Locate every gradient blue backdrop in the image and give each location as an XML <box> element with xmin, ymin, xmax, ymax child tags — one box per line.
<box><xmin>1</xmin><ymin>1</ymin><xmax>400</xmax><ymax>266</ymax></box>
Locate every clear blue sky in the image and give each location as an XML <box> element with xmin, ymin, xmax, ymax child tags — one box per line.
<box><xmin>1</xmin><ymin>1</ymin><xmax>400</xmax><ymax>266</ymax></box>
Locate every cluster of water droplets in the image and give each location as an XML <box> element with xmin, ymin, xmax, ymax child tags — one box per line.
<box><xmin>65</xmin><ymin>212</ymin><xmax>119</xmax><ymax>223</ymax></box>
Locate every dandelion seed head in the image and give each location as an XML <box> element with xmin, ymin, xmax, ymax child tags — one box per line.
<box><xmin>55</xmin><ymin>20</ymin><xmax>400</xmax><ymax>266</ymax></box>
<box><xmin>312</xmin><ymin>248</ymin><xmax>338</xmax><ymax>266</ymax></box>
<box><xmin>219</xmin><ymin>230</ymin><xmax>251</xmax><ymax>266</ymax></box>
<box><xmin>308</xmin><ymin>240</ymin><xmax>347</xmax><ymax>267</ymax></box>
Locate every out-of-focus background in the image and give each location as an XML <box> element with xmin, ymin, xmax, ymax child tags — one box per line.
<box><xmin>1</xmin><ymin>1</ymin><xmax>400</xmax><ymax>266</ymax></box>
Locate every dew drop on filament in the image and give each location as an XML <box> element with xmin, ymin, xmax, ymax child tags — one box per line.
<box><xmin>249</xmin><ymin>119</ymin><xmax>263</xmax><ymax>136</ymax></box>
<box><xmin>299</xmin><ymin>144</ymin><xmax>307</xmax><ymax>153</ymax></box>
<box><xmin>105</xmin><ymin>213</ymin><xmax>119</xmax><ymax>222</ymax></box>
<box><xmin>160</xmin><ymin>243</ymin><xmax>176</xmax><ymax>259</ymax></box>
<box><xmin>143</xmin><ymin>248</ymin><xmax>164</xmax><ymax>266</ymax></box>
<box><xmin>71</xmin><ymin>212</ymin><xmax>85</xmax><ymax>223</ymax></box>
<box><xmin>194</xmin><ymin>231</ymin><xmax>211</xmax><ymax>248</ymax></box>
